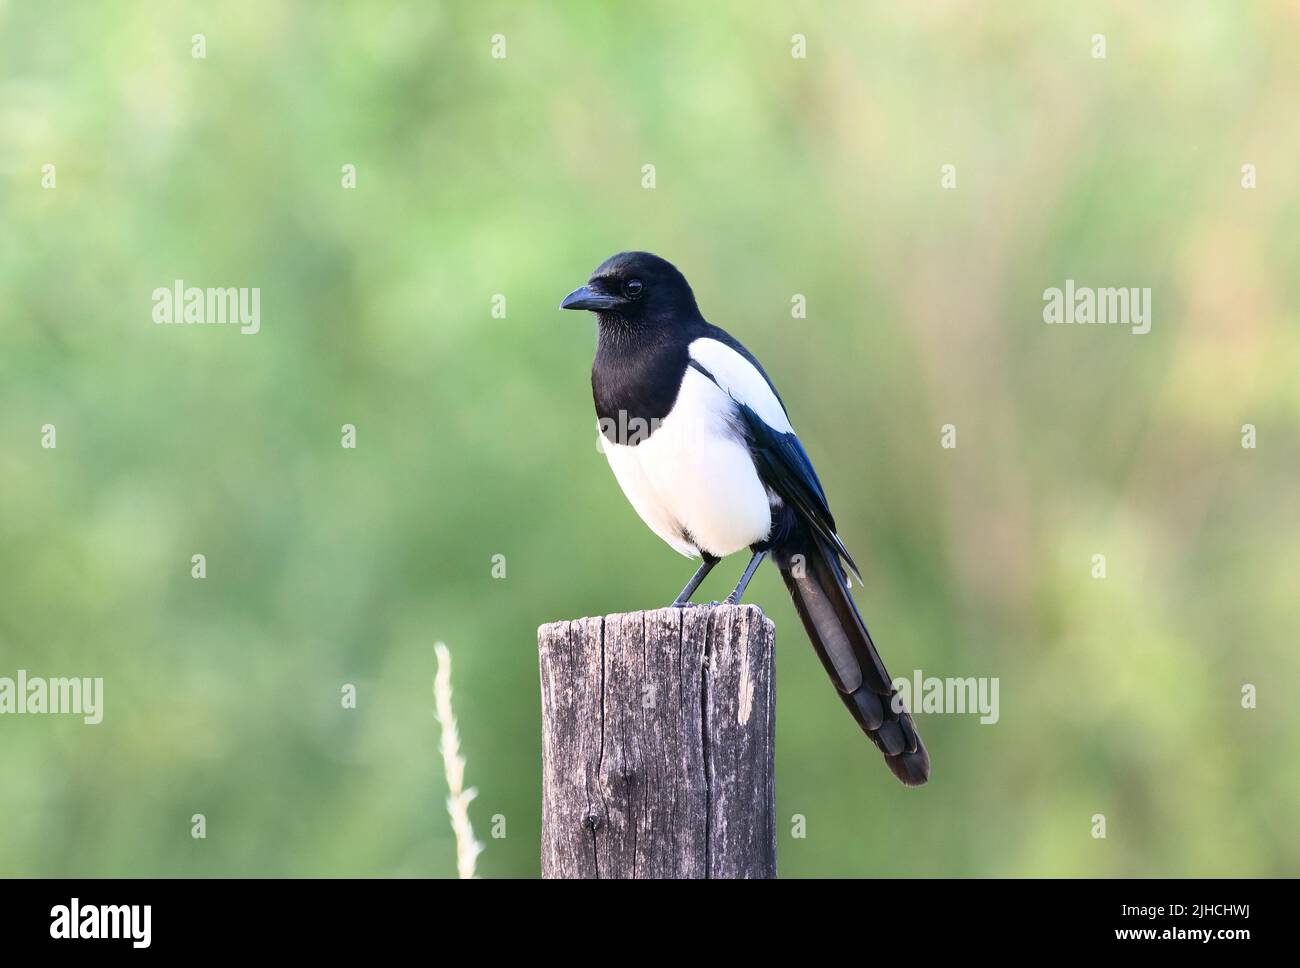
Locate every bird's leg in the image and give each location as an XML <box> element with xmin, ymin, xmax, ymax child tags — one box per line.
<box><xmin>724</xmin><ymin>550</ymin><xmax>768</xmax><ymax>605</ymax></box>
<box><xmin>670</xmin><ymin>553</ymin><xmax>719</xmax><ymax>607</ymax></box>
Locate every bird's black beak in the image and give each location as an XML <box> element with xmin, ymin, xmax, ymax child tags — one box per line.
<box><xmin>560</xmin><ymin>285</ymin><xmax>621</xmax><ymax>312</ymax></box>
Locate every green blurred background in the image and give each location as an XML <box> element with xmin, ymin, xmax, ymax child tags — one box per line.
<box><xmin>2</xmin><ymin>1</ymin><xmax>1297</xmax><ymax>877</ymax></box>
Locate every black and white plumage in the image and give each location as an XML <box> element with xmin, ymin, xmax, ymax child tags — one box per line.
<box><xmin>561</xmin><ymin>251</ymin><xmax>929</xmax><ymax>786</ymax></box>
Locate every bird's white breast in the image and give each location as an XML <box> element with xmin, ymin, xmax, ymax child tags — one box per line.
<box><xmin>601</xmin><ymin>363</ymin><xmax>775</xmax><ymax>559</ymax></box>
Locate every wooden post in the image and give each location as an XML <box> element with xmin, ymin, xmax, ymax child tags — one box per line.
<box><xmin>538</xmin><ymin>604</ymin><xmax>776</xmax><ymax>879</ymax></box>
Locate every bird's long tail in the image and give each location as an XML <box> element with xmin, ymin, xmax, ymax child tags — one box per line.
<box><xmin>775</xmin><ymin>528</ymin><xmax>930</xmax><ymax>786</ymax></box>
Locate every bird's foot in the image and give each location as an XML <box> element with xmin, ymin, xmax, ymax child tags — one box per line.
<box><xmin>669</xmin><ymin>600</ymin><xmax>722</xmax><ymax>609</ymax></box>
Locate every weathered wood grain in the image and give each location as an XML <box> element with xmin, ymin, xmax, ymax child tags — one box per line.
<box><xmin>538</xmin><ymin>604</ymin><xmax>776</xmax><ymax>879</ymax></box>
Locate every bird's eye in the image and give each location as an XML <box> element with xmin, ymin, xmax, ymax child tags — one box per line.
<box><xmin>623</xmin><ymin>278</ymin><xmax>644</xmax><ymax>299</ymax></box>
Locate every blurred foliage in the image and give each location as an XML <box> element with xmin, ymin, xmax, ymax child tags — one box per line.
<box><xmin>1</xmin><ymin>0</ymin><xmax>1297</xmax><ymax>877</ymax></box>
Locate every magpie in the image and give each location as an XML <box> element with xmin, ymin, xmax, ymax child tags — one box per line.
<box><xmin>560</xmin><ymin>251</ymin><xmax>930</xmax><ymax>786</ymax></box>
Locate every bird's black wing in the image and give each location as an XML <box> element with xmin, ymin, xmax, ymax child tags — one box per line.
<box><xmin>686</xmin><ymin>354</ymin><xmax>861</xmax><ymax>583</ymax></box>
<box><xmin>732</xmin><ymin>399</ymin><xmax>862</xmax><ymax>584</ymax></box>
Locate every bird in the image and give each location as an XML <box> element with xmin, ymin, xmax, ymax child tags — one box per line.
<box><xmin>560</xmin><ymin>251</ymin><xmax>930</xmax><ymax>786</ymax></box>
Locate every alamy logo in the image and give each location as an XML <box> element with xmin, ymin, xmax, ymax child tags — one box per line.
<box><xmin>891</xmin><ymin>670</ymin><xmax>1000</xmax><ymax>724</ymax></box>
<box><xmin>50</xmin><ymin>899</ymin><xmax>151</xmax><ymax>948</ymax></box>
<box><xmin>1042</xmin><ymin>279</ymin><xmax>1151</xmax><ymax>335</ymax></box>
<box><xmin>597</xmin><ymin>411</ymin><xmax>663</xmax><ymax>448</ymax></box>
<box><xmin>152</xmin><ymin>280</ymin><xmax>261</xmax><ymax>334</ymax></box>
<box><xmin>0</xmin><ymin>670</ymin><xmax>102</xmax><ymax>724</ymax></box>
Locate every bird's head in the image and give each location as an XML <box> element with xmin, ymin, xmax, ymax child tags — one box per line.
<box><xmin>559</xmin><ymin>251</ymin><xmax>701</xmax><ymax>328</ymax></box>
